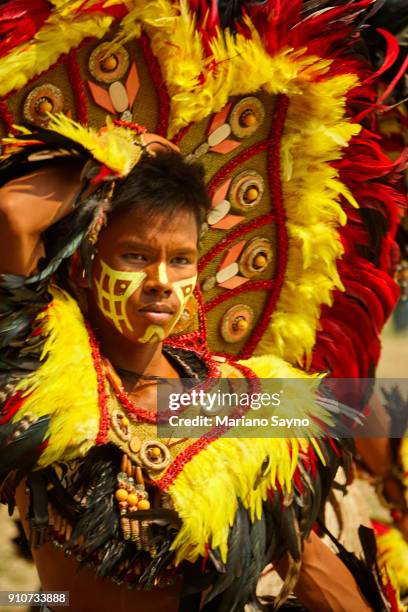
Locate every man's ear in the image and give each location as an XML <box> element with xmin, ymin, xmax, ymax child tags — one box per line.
<box><xmin>69</xmin><ymin>251</ymin><xmax>89</xmax><ymax>289</ymax></box>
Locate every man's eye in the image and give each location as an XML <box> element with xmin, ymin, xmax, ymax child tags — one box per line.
<box><xmin>122</xmin><ymin>253</ymin><xmax>147</xmax><ymax>262</ymax></box>
<box><xmin>171</xmin><ymin>257</ymin><xmax>191</xmax><ymax>265</ymax></box>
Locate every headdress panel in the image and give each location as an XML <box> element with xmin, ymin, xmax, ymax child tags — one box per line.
<box><xmin>0</xmin><ymin>1</ymin><xmax>403</xmax><ymax>380</ymax></box>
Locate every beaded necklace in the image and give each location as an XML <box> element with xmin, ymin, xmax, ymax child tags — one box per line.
<box><xmin>86</xmin><ymin>321</ymin><xmax>222</xmax><ymax>427</ymax></box>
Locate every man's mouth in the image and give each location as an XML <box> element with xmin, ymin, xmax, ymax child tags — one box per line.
<box><xmin>138</xmin><ymin>303</ymin><xmax>176</xmax><ymax>325</ymax></box>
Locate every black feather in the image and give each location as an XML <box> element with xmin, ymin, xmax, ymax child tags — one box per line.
<box><xmin>0</xmin><ymin>416</ymin><xmax>49</xmax><ymax>476</ymax></box>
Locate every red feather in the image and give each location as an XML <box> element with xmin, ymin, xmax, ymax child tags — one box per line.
<box><xmin>0</xmin><ymin>0</ymin><xmax>51</xmax><ymax>58</ymax></box>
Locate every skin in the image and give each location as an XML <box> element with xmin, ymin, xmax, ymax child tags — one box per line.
<box><xmin>0</xmin><ymin>160</ymin><xmax>375</xmax><ymax>611</ymax></box>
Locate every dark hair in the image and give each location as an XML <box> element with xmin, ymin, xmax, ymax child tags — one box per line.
<box><xmin>108</xmin><ymin>149</ymin><xmax>211</xmax><ymax>232</ymax></box>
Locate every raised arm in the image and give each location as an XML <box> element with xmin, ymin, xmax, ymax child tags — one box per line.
<box><xmin>0</xmin><ymin>159</ymin><xmax>84</xmax><ymax>276</ymax></box>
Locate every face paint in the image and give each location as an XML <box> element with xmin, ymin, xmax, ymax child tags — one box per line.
<box><xmin>138</xmin><ymin>325</ymin><xmax>166</xmax><ymax>344</ymax></box>
<box><xmin>158</xmin><ymin>262</ymin><xmax>169</xmax><ymax>284</ymax></box>
<box><xmin>169</xmin><ymin>274</ymin><xmax>198</xmax><ymax>331</ymax></box>
<box><xmin>94</xmin><ymin>259</ymin><xmax>146</xmax><ymax>334</ymax></box>
<box><xmin>137</xmin><ymin>274</ymin><xmax>198</xmax><ymax>344</ymax></box>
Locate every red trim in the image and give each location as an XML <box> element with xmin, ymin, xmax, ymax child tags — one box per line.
<box><xmin>204</xmin><ymin>280</ymin><xmax>274</xmax><ymax>312</ymax></box>
<box><xmin>207</xmin><ymin>141</ymin><xmax>269</xmax><ymax>195</ymax></box>
<box><xmin>112</xmin><ymin>119</ymin><xmax>147</xmax><ymax>134</ymax></box>
<box><xmin>87</xmin><ymin>318</ymin><xmax>222</xmax><ymax>432</ymax></box>
<box><xmin>87</xmin><ymin>323</ymin><xmax>110</xmax><ymax>444</ymax></box>
<box><xmin>139</xmin><ymin>32</ymin><xmax>170</xmax><ymax>137</ymax></box>
<box><xmin>105</xmin><ymin>365</ymin><xmax>158</xmax><ymax>423</ymax></box>
<box><xmin>64</xmin><ymin>51</ymin><xmax>88</xmax><ymax>125</ymax></box>
<box><xmin>240</xmin><ymin>95</ymin><xmax>289</xmax><ymax>358</ymax></box>
<box><xmin>172</xmin><ymin>123</ymin><xmax>192</xmax><ymax>146</ymax></box>
<box><xmin>0</xmin><ymin>99</ymin><xmax>14</xmax><ymax>133</ymax></box>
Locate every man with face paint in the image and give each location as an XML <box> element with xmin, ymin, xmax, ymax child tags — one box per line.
<box><xmin>70</xmin><ymin>142</ymin><xmax>204</xmax><ymax>395</ymax></box>
<box><xmin>0</xmin><ymin>121</ymin><xmax>379</xmax><ymax>612</ymax></box>
<box><xmin>0</xmin><ymin>133</ymin><xmax>212</xmax><ymax>612</ymax></box>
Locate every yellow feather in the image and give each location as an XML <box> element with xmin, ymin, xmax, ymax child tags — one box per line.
<box><xmin>13</xmin><ymin>287</ymin><xmax>100</xmax><ymax>467</ymax></box>
<box><xmin>401</xmin><ymin>437</ymin><xmax>408</xmax><ymax>506</ymax></box>
<box><xmin>4</xmin><ymin>114</ymin><xmax>144</xmax><ymax>177</ymax></box>
<box><xmin>0</xmin><ymin>13</ymin><xmax>113</xmax><ymax>97</ymax></box>
<box><xmin>167</xmin><ymin>355</ymin><xmax>331</xmax><ymax>564</ymax></box>
<box><xmin>255</xmin><ymin>76</ymin><xmax>361</xmax><ymax>366</ymax></box>
<box><xmin>376</xmin><ymin>525</ymin><xmax>408</xmax><ymax>593</ymax></box>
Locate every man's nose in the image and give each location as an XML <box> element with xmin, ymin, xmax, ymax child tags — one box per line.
<box><xmin>142</xmin><ymin>264</ymin><xmax>172</xmax><ymax>298</ymax></box>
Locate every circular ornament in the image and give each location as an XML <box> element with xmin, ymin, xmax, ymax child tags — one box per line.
<box><xmin>139</xmin><ymin>440</ymin><xmax>171</xmax><ymax>471</ymax></box>
<box><xmin>220</xmin><ymin>304</ymin><xmax>254</xmax><ymax>343</ymax></box>
<box><xmin>239</xmin><ymin>238</ymin><xmax>273</xmax><ymax>278</ymax></box>
<box><xmin>89</xmin><ymin>42</ymin><xmax>130</xmax><ymax>83</ymax></box>
<box><xmin>23</xmin><ymin>84</ymin><xmax>64</xmax><ymax>126</ymax></box>
<box><xmin>230</xmin><ymin>96</ymin><xmax>265</xmax><ymax>139</ymax></box>
<box><xmin>230</xmin><ymin>170</ymin><xmax>265</xmax><ymax>211</ymax></box>
<box><xmin>111</xmin><ymin>410</ymin><xmax>131</xmax><ymax>440</ymax></box>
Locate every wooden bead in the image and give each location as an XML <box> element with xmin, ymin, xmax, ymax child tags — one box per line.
<box><xmin>101</xmin><ymin>55</ymin><xmax>118</xmax><ymax>71</ymax></box>
<box><xmin>121</xmin><ymin>454</ymin><xmax>128</xmax><ymax>473</ymax></box>
<box><xmin>234</xmin><ymin>317</ymin><xmax>249</xmax><ymax>332</ymax></box>
<box><xmin>120</xmin><ymin>453</ymin><xmax>133</xmax><ymax>477</ymax></box>
<box><xmin>244</xmin><ymin>187</ymin><xmax>259</xmax><ymax>202</ymax></box>
<box><xmin>135</xmin><ymin>466</ymin><xmax>144</xmax><ymax>485</ymax></box>
<box><xmin>138</xmin><ymin>499</ymin><xmax>150</xmax><ymax>510</ymax></box>
<box><xmin>120</xmin><ymin>517</ymin><xmax>131</xmax><ymax>540</ymax></box>
<box><xmin>253</xmin><ymin>254</ymin><xmax>267</xmax><ymax>268</ymax></box>
<box><xmin>127</xmin><ymin>493</ymin><xmax>138</xmax><ymax>506</ymax></box>
<box><xmin>130</xmin><ymin>519</ymin><xmax>140</xmax><ymax>542</ymax></box>
<box><xmin>240</xmin><ymin>111</ymin><xmax>257</xmax><ymax>127</ymax></box>
<box><xmin>115</xmin><ymin>488</ymin><xmax>128</xmax><ymax>502</ymax></box>
<box><xmin>38</xmin><ymin>99</ymin><xmax>53</xmax><ymax>115</ymax></box>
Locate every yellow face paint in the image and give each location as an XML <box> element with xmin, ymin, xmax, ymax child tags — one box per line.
<box><xmin>170</xmin><ymin>273</ymin><xmax>198</xmax><ymax>330</ymax></box>
<box><xmin>94</xmin><ymin>259</ymin><xmax>146</xmax><ymax>334</ymax></box>
<box><xmin>137</xmin><ymin>274</ymin><xmax>198</xmax><ymax>344</ymax></box>
<box><xmin>139</xmin><ymin>325</ymin><xmax>166</xmax><ymax>344</ymax></box>
<box><xmin>158</xmin><ymin>262</ymin><xmax>169</xmax><ymax>284</ymax></box>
